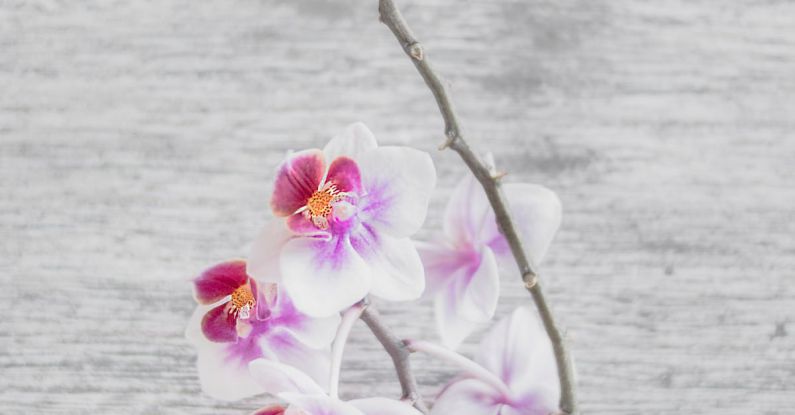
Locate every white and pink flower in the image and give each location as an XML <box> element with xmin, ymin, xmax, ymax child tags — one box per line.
<box><xmin>417</xmin><ymin>171</ymin><xmax>561</xmax><ymax>348</ymax></box>
<box><xmin>430</xmin><ymin>306</ymin><xmax>560</xmax><ymax>415</ymax></box>
<box><xmin>186</xmin><ymin>260</ymin><xmax>340</xmax><ymax>401</ymax></box>
<box><xmin>248</xmin><ymin>123</ymin><xmax>437</xmax><ymax>317</ymax></box>
<box><xmin>248</xmin><ymin>359</ymin><xmax>423</xmax><ymax>415</ymax></box>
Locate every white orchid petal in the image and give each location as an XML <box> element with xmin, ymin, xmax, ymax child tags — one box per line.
<box><xmin>357</xmin><ymin>146</ymin><xmax>436</xmax><ymax>238</ymax></box>
<box><xmin>323</xmin><ymin>122</ymin><xmax>379</xmax><ymax>162</ymax></box>
<box><xmin>434</xmin><ymin>247</ymin><xmax>500</xmax><ymax>349</ymax></box>
<box><xmin>248</xmin><ymin>220</ymin><xmax>293</xmax><ymax>283</ymax></box>
<box><xmin>442</xmin><ymin>174</ymin><xmax>492</xmax><ymax>244</ymax></box>
<box><xmin>248</xmin><ymin>359</ymin><xmax>325</xmax><ymax>396</ymax></box>
<box><xmin>455</xmin><ymin>247</ymin><xmax>500</xmax><ymax>322</ymax></box>
<box><xmin>349</xmin><ymin>398</ymin><xmax>424</xmax><ymax>415</ymax></box>
<box><xmin>280</xmin><ymin>236</ymin><xmax>371</xmax><ymax>317</ymax></box>
<box><xmin>494</xmin><ymin>183</ymin><xmax>562</xmax><ymax>266</ymax></box>
<box><xmin>352</xmin><ymin>229</ymin><xmax>425</xmax><ymax>302</ymax></box>
<box><xmin>430</xmin><ymin>379</ymin><xmax>501</xmax><ymax>415</ymax></box>
<box><xmin>270</xmin><ymin>286</ymin><xmax>341</xmax><ymax>349</ymax></box>
<box><xmin>415</xmin><ymin>239</ymin><xmax>472</xmax><ymax>297</ymax></box>
<box><xmin>476</xmin><ymin>306</ymin><xmax>560</xmax><ymax>409</ymax></box>
<box><xmin>185</xmin><ymin>307</ymin><xmax>262</xmax><ymax>401</ymax></box>
<box><xmin>259</xmin><ymin>331</ymin><xmax>332</xmax><ymax>393</ymax></box>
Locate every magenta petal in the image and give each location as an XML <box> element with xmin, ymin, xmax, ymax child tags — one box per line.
<box><xmin>251</xmin><ymin>405</ymin><xmax>286</xmax><ymax>415</ymax></box>
<box><xmin>201</xmin><ymin>303</ymin><xmax>238</xmax><ymax>342</ymax></box>
<box><xmin>287</xmin><ymin>213</ymin><xmax>323</xmax><ymax>235</ymax></box>
<box><xmin>271</xmin><ymin>149</ymin><xmax>325</xmax><ymax>217</ymax></box>
<box><xmin>326</xmin><ymin>156</ymin><xmax>362</xmax><ymax>193</ymax></box>
<box><xmin>194</xmin><ymin>260</ymin><xmax>248</xmax><ymax>304</ymax></box>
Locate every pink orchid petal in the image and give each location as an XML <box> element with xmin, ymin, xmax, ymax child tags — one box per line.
<box><xmin>201</xmin><ymin>302</ymin><xmax>237</xmax><ymax>343</ymax></box>
<box><xmin>434</xmin><ymin>247</ymin><xmax>499</xmax><ymax>349</ymax></box>
<box><xmin>323</xmin><ymin>122</ymin><xmax>378</xmax><ymax>162</ymax></box>
<box><xmin>185</xmin><ymin>307</ymin><xmax>263</xmax><ymax>400</ymax></box>
<box><xmin>251</xmin><ymin>405</ymin><xmax>286</xmax><ymax>415</ymax></box>
<box><xmin>281</xmin><ymin>394</ymin><xmax>364</xmax><ymax>415</ymax></box>
<box><xmin>357</xmin><ymin>146</ymin><xmax>436</xmax><ymax>238</ymax></box>
<box><xmin>259</xmin><ymin>332</ymin><xmax>332</xmax><ymax>391</ymax></box>
<box><xmin>348</xmin><ymin>398</ymin><xmax>424</xmax><ymax>415</ymax></box>
<box><xmin>476</xmin><ymin>306</ymin><xmax>560</xmax><ymax>410</ymax></box>
<box><xmin>430</xmin><ymin>378</ymin><xmax>501</xmax><ymax>415</ymax></box>
<box><xmin>286</xmin><ymin>212</ymin><xmax>331</xmax><ymax>238</ymax></box>
<box><xmin>271</xmin><ymin>149</ymin><xmax>325</xmax><ymax>217</ymax></box>
<box><xmin>280</xmin><ymin>236</ymin><xmax>371</xmax><ymax>317</ymax></box>
<box><xmin>350</xmin><ymin>225</ymin><xmax>425</xmax><ymax>302</ymax></box>
<box><xmin>249</xmin><ymin>359</ymin><xmax>326</xmax><ymax>396</ymax></box>
<box><xmin>248</xmin><ymin>220</ymin><xmax>294</xmax><ymax>284</ymax></box>
<box><xmin>326</xmin><ymin>156</ymin><xmax>362</xmax><ymax>194</ymax></box>
<box><xmin>193</xmin><ymin>260</ymin><xmax>248</xmax><ymax>304</ymax></box>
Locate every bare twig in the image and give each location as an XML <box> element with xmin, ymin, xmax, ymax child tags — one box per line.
<box><xmin>375</xmin><ymin>1</ymin><xmax>577</xmax><ymax>413</ymax></box>
<box><xmin>360</xmin><ymin>305</ymin><xmax>429</xmax><ymax>414</ymax></box>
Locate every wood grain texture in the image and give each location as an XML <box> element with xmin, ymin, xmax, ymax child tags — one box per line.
<box><xmin>1</xmin><ymin>0</ymin><xmax>794</xmax><ymax>414</ymax></box>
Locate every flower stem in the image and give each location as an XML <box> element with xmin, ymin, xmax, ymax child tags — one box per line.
<box><xmin>375</xmin><ymin>1</ymin><xmax>578</xmax><ymax>413</ymax></box>
<box><xmin>405</xmin><ymin>339</ymin><xmax>513</xmax><ymax>398</ymax></box>
<box><xmin>329</xmin><ymin>302</ymin><xmax>365</xmax><ymax>398</ymax></box>
<box><xmin>360</xmin><ymin>304</ymin><xmax>429</xmax><ymax>414</ymax></box>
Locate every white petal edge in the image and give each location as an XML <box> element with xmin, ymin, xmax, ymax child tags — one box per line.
<box><xmin>357</xmin><ymin>146</ymin><xmax>436</xmax><ymax>238</ymax></box>
<box><xmin>280</xmin><ymin>236</ymin><xmax>371</xmax><ymax>317</ymax></box>
<box><xmin>349</xmin><ymin>397</ymin><xmax>424</xmax><ymax>415</ymax></box>
<box><xmin>248</xmin><ymin>358</ymin><xmax>325</xmax><ymax>396</ymax></box>
<box><xmin>323</xmin><ymin>122</ymin><xmax>379</xmax><ymax>162</ymax></box>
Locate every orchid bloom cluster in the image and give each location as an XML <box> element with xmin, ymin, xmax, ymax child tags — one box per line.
<box><xmin>185</xmin><ymin>123</ymin><xmax>563</xmax><ymax>414</ymax></box>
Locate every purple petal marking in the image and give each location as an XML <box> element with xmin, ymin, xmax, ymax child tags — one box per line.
<box><xmin>271</xmin><ymin>149</ymin><xmax>325</xmax><ymax>217</ymax></box>
<box><xmin>223</xmin><ymin>316</ymin><xmax>273</xmax><ymax>366</ymax></box>
<box><xmin>193</xmin><ymin>260</ymin><xmax>248</xmax><ymax>304</ymax></box>
<box><xmin>325</xmin><ymin>156</ymin><xmax>362</xmax><ymax>193</ymax></box>
<box><xmin>201</xmin><ymin>303</ymin><xmax>238</xmax><ymax>343</ymax></box>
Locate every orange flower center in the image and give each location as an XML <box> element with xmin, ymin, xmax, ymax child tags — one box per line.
<box><xmin>307</xmin><ymin>187</ymin><xmax>337</xmax><ymax>218</ymax></box>
<box><xmin>230</xmin><ymin>285</ymin><xmax>255</xmax><ymax>319</ymax></box>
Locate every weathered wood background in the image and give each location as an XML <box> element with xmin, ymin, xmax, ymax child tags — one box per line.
<box><xmin>2</xmin><ymin>0</ymin><xmax>793</xmax><ymax>413</ymax></box>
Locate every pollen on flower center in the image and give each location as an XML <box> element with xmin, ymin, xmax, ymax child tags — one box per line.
<box><xmin>303</xmin><ymin>183</ymin><xmax>344</xmax><ymax>230</ymax></box>
<box><xmin>229</xmin><ymin>285</ymin><xmax>255</xmax><ymax>320</ymax></box>
<box><xmin>307</xmin><ymin>186</ymin><xmax>337</xmax><ymax>217</ymax></box>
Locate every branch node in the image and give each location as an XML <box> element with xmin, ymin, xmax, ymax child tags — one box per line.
<box><xmin>408</xmin><ymin>42</ymin><xmax>424</xmax><ymax>61</ymax></box>
<box><xmin>491</xmin><ymin>170</ymin><xmax>508</xmax><ymax>180</ymax></box>
<box><xmin>524</xmin><ymin>273</ymin><xmax>539</xmax><ymax>290</ymax></box>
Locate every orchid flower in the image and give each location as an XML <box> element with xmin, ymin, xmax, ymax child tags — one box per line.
<box><xmin>416</xmin><ymin>168</ymin><xmax>561</xmax><ymax>349</ymax></box>
<box><xmin>248</xmin><ymin>359</ymin><xmax>423</xmax><ymax>415</ymax></box>
<box><xmin>185</xmin><ymin>260</ymin><xmax>340</xmax><ymax>401</ymax></box>
<box><xmin>248</xmin><ymin>123</ymin><xmax>437</xmax><ymax>317</ymax></box>
<box><xmin>428</xmin><ymin>306</ymin><xmax>560</xmax><ymax>415</ymax></box>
